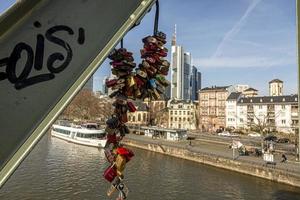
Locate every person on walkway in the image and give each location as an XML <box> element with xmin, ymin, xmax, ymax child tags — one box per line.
<box><xmin>281</xmin><ymin>154</ymin><xmax>287</xmax><ymax>163</ymax></box>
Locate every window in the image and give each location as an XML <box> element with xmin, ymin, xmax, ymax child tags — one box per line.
<box><xmin>138</xmin><ymin>114</ymin><xmax>141</xmax><ymax>121</ymax></box>
<box><xmin>183</xmin><ymin>117</ymin><xmax>186</xmax><ymax>122</ymax></box>
<box><xmin>187</xmin><ymin>118</ymin><xmax>190</xmax><ymax>121</ymax></box>
<box><xmin>143</xmin><ymin>113</ymin><xmax>146</xmax><ymax>122</ymax></box>
<box><xmin>240</xmin><ymin>119</ymin><xmax>244</xmax><ymax>122</ymax></box>
<box><xmin>183</xmin><ymin>111</ymin><xmax>186</xmax><ymax>115</ymax></box>
<box><xmin>187</xmin><ymin>111</ymin><xmax>190</xmax><ymax>115</ymax></box>
<box><xmin>282</xmin><ymin>120</ymin><xmax>286</xmax><ymax>124</ymax></box>
<box><xmin>171</xmin><ymin>117</ymin><xmax>173</xmax><ymax>121</ymax></box>
<box><xmin>179</xmin><ymin>117</ymin><xmax>181</xmax><ymax>121</ymax></box>
<box><xmin>179</xmin><ymin>111</ymin><xmax>182</xmax><ymax>115</ymax></box>
<box><xmin>175</xmin><ymin>117</ymin><xmax>177</xmax><ymax>121</ymax></box>
<box><xmin>170</xmin><ymin>111</ymin><xmax>173</xmax><ymax>115</ymax></box>
<box><xmin>175</xmin><ymin>111</ymin><xmax>177</xmax><ymax>115</ymax></box>
<box><xmin>282</xmin><ymin>105</ymin><xmax>285</xmax><ymax>109</ymax></box>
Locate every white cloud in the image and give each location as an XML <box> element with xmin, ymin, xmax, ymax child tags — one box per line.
<box><xmin>193</xmin><ymin>56</ymin><xmax>295</xmax><ymax>68</ymax></box>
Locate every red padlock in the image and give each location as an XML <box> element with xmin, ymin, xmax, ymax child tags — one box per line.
<box><xmin>127</xmin><ymin>101</ymin><xmax>137</xmax><ymax>112</ymax></box>
<box><xmin>106</xmin><ymin>79</ymin><xmax>118</xmax><ymax>88</ymax></box>
<box><xmin>103</xmin><ymin>164</ymin><xmax>117</xmax><ymax>182</ymax></box>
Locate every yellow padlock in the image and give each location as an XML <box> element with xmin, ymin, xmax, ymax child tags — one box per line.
<box><xmin>127</xmin><ymin>76</ymin><xmax>136</xmax><ymax>88</ymax></box>
<box><xmin>115</xmin><ymin>154</ymin><xmax>127</xmax><ymax>177</ymax></box>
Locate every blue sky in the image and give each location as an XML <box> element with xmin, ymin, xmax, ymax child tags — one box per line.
<box><xmin>1</xmin><ymin>0</ymin><xmax>297</xmax><ymax>95</ymax></box>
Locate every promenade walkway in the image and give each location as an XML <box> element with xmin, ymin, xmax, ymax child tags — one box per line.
<box><xmin>124</xmin><ymin>134</ymin><xmax>300</xmax><ymax>175</ymax></box>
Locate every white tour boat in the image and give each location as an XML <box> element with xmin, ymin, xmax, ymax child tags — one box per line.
<box><xmin>51</xmin><ymin>123</ymin><xmax>107</xmax><ymax>148</ymax></box>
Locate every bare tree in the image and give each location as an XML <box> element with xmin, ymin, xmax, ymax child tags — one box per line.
<box><xmin>62</xmin><ymin>90</ymin><xmax>113</xmax><ymax>121</ymax></box>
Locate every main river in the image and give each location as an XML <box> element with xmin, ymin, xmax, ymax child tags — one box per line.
<box><xmin>0</xmin><ymin>134</ymin><xmax>299</xmax><ymax>200</ymax></box>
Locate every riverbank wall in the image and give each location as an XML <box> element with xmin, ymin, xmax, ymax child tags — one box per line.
<box><xmin>122</xmin><ymin>137</ymin><xmax>300</xmax><ymax>188</ymax></box>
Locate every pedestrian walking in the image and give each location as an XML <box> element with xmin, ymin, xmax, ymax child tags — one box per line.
<box><xmin>281</xmin><ymin>154</ymin><xmax>287</xmax><ymax>163</ymax></box>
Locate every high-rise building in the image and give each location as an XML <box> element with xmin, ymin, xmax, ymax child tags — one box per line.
<box><xmin>183</xmin><ymin>52</ymin><xmax>191</xmax><ymax>100</ymax></box>
<box><xmin>190</xmin><ymin>66</ymin><xmax>202</xmax><ymax>100</ymax></box>
<box><xmin>83</xmin><ymin>76</ymin><xmax>93</xmax><ymax>91</ymax></box>
<box><xmin>171</xmin><ymin>25</ymin><xmax>191</xmax><ymax>100</ymax></box>
<box><xmin>196</xmin><ymin>71</ymin><xmax>201</xmax><ymax>95</ymax></box>
<box><xmin>102</xmin><ymin>76</ymin><xmax>108</xmax><ymax>95</ymax></box>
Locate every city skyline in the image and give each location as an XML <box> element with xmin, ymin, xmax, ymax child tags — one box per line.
<box><xmin>0</xmin><ymin>0</ymin><xmax>297</xmax><ymax>96</ymax></box>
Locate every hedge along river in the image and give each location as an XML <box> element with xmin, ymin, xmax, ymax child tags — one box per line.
<box><xmin>0</xmin><ymin>133</ymin><xmax>299</xmax><ymax>200</ymax></box>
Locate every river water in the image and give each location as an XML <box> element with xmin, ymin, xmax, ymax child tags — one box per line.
<box><xmin>0</xmin><ymin>133</ymin><xmax>299</xmax><ymax>200</ymax></box>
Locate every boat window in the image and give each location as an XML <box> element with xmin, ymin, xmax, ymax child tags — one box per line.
<box><xmin>53</xmin><ymin>128</ymin><xmax>70</xmax><ymax>135</ymax></box>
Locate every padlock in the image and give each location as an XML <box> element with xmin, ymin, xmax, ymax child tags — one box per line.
<box><xmin>142</xmin><ymin>60</ymin><xmax>151</xmax><ymax>69</ymax></box>
<box><xmin>110</xmin><ymin>61</ymin><xmax>136</xmax><ymax>68</ymax></box>
<box><xmin>134</xmin><ymin>88</ymin><xmax>142</xmax><ymax>98</ymax></box>
<box><xmin>156</xmin><ymin>84</ymin><xmax>165</xmax><ymax>94</ymax></box>
<box><xmin>142</xmin><ymin>36</ymin><xmax>157</xmax><ymax>45</ymax></box>
<box><xmin>156</xmin><ymin>50</ymin><xmax>167</xmax><ymax>57</ymax></box>
<box><xmin>105</xmin><ymin>126</ymin><xmax>117</xmax><ymax>135</ymax></box>
<box><xmin>106</xmin><ymin>116</ymin><xmax>120</xmax><ymax>129</ymax></box>
<box><xmin>126</xmin><ymin>76</ymin><xmax>136</xmax><ymax>87</ymax></box>
<box><xmin>115</xmin><ymin>154</ymin><xmax>127</xmax><ymax>177</ymax></box>
<box><xmin>136</xmin><ymin>69</ymin><xmax>148</xmax><ymax>79</ymax></box>
<box><xmin>155</xmin><ymin>31</ymin><xmax>166</xmax><ymax>41</ymax></box>
<box><xmin>112</xmin><ymin>83</ymin><xmax>125</xmax><ymax>90</ymax></box>
<box><xmin>127</xmin><ymin>101</ymin><xmax>136</xmax><ymax>112</ymax></box>
<box><xmin>113</xmin><ymin>65</ymin><xmax>134</xmax><ymax>71</ymax></box>
<box><xmin>118</xmin><ymin>124</ymin><xmax>129</xmax><ymax>137</ymax></box>
<box><xmin>145</xmin><ymin>56</ymin><xmax>156</xmax><ymax>64</ymax></box>
<box><xmin>112</xmin><ymin>68</ymin><xmax>130</xmax><ymax>77</ymax></box>
<box><xmin>118</xmin><ymin>113</ymin><xmax>128</xmax><ymax>123</ymax></box>
<box><xmin>113</xmin><ymin>98</ymin><xmax>127</xmax><ymax>106</ymax></box>
<box><xmin>134</xmin><ymin>76</ymin><xmax>145</xmax><ymax>87</ymax></box>
<box><xmin>103</xmin><ymin>164</ymin><xmax>117</xmax><ymax>182</ymax></box>
<box><xmin>155</xmin><ymin>74</ymin><xmax>170</xmax><ymax>87</ymax></box>
<box><xmin>148</xmin><ymin>78</ymin><xmax>157</xmax><ymax>89</ymax></box>
<box><xmin>106</xmin><ymin>79</ymin><xmax>118</xmax><ymax>88</ymax></box>
<box><xmin>109</xmin><ymin>90</ymin><xmax>120</xmax><ymax>98</ymax></box>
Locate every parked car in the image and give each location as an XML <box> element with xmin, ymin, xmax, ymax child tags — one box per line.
<box><xmin>248</xmin><ymin>132</ymin><xmax>261</xmax><ymax>138</ymax></box>
<box><xmin>218</xmin><ymin>131</ymin><xmax>231</xmax><ymax>137</ymax></box>
<box><xmin>264</xmin><ymin>135</ymin><xmax>277</xmax><ymax>142</ymax></box>
<box><xmin>277</xmin><ymin>138</ymin><xmax>290</xmax><ymax>143</ymax></box>
<box><xmin>216</xmin><ymin>128</ymin><xmax>223</xmax><ymax>133</ymax></box>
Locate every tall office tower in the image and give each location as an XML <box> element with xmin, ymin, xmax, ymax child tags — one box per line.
<box><xmin>196</xmin><ymin>71</ymin><xmax>202</xmax><ymax>97</ymax></box>
<box><xmin>190</xmin><ymin>66</ymin><xmax>202</xmax><ymax>100</ymax></box>
<box><xmin>165</xmin><ymin>84</ymin><xmax>171</xmax><ymax>100</ymax></box>
<box><xmin>171</xmin><ymin>24</ymin><xmax>185</xmax><ymax>99</ymax></box>
<box><xmin>171</xmin><ymin>25</ymin><xmax>191</xmax><ymax>100</ymax></box>
<box><xmin>83</xmin><ymin>76</ymin><xmax>93</xmax><ymax>91</ymax></box>
<box><xmin>183</xmin><ymin>52</ymin><xmax>191</xmax><ymax>100</ymax></box>
<box><xmin>102</xmin><ymin>76</ymin><xmax>109</xmax><ymax>95</ymax></box>
<box><xmin>190</xmin><ymin>66</ymin><xmax>197</xmax><ymax>100</ymax></box>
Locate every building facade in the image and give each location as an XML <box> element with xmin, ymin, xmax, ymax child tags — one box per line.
<box><xmin>198</xmin><ymin>86</ymin><xmax>232</xmax><ymax>132</ymax></box>
<box><xmin>225</xmin><ymin>92</ymin><xmax>242</xmax><ymax>129</ymax></box>
<box><xmin>226</xmin><ymin>94</ymin><xmax>298</xmax><ymax>134</ymax></box>
<box><xmin>168</xmin><ymin>99</ymin><xmax>197</xmax><ymax>130</ymax></box>
<box><xmin>242</xmin><ymin>87</ymin><xmax>258</xmax><ymax>97</ymax></box>
<box><xmin>127</xmin><ymin>101</ymin><xmax>149</xmax><ymax>126</ymax></box>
